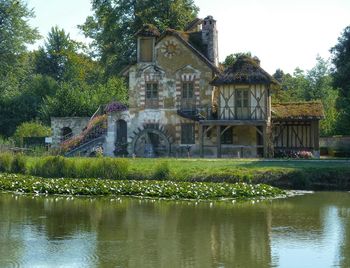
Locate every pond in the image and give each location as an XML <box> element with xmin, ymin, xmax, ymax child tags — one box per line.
<box><xmin>0</xmin><ymin>192</ymin><xmax>349</xmax><ymax>268</ymax></box>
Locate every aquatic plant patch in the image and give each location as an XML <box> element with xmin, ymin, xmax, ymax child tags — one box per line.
<box><xmin>0</xmin><ymin>173</ymin><xmax>285</xmax><ymax>200</ymax></box>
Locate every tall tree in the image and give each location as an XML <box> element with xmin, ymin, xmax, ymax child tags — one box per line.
<box><xmin>0</xmin><ymin>0</ymin><xmax>40</xmax><ymax>136</ymax></box>
<box><xmin>35</xmin><ymin>26</ymin><xmax>79</xmax><ymax>81</ymax></box>
<box><xmin>0</xmin><ymin>0</ymin><xmax>39</xmax><ymax>77</ymax></box>
<box><xmin>330</xmin><ymin>26</ymin><xmax>350</xmax><ymax>134</ymax></box>
<box><xmin>79</xmin><ymin>0</ymin><xmax>199</xmax><ymax>75</ymax></box>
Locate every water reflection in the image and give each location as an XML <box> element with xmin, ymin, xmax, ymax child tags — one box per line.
<box><xmin>0</xmin><ymin>192</ymin><xmax>349</xmax><ymax>267</ymax></box>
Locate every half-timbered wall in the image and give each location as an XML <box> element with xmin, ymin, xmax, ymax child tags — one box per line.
<box><xmin>273</xmin><ymin>121</ymin><xmax>313</xmax><ymax>149</ymax></box>
<box><xmin>218</xmin><ymin>84</ymin><xmax>268</xmax><ymax>120</ymax></box>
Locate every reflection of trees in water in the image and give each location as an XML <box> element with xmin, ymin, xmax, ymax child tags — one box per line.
<box><xmin>335</xmin><ymin>193</ymin><xmax>350</xmax><ymax>268</ymax></box>
<box><xmin>2</xmin><ymin>192</ymin><xmax>350</xmax><ymax>267</ymax></box>
<box><xmin>0</xmin><ymin>194</ymin><xmax>27</xmax><ymax>267</ymax></box>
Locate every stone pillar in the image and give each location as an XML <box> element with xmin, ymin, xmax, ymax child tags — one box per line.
<box><xmin>104</xmin><ymin>115</ymin><xmax>116</xmax><ymax>156</ymax></box>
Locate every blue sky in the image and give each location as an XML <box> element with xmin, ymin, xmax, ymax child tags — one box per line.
<box><xmin>25</xmin><ymin>0</ymin><xmax>350</xmax><ymax>74</ymax></box>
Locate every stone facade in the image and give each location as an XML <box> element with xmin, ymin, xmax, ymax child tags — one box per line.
<box><xmin>51</xmin><ymin>117</ymin><xmax>90</xmax><ymax>147</ymax></box>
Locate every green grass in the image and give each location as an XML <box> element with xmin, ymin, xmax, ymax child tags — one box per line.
<box><xmin>2</xmin><ymin>154</ymin><xmax>350</xmax><ymax>190</ymax></box>
<box><xmin>0</xmin><ymin>173</ymin><xmax>285</xmax><ymax>200</ymax></box>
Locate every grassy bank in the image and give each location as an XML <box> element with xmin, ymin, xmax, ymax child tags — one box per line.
<box><xmin>1</xmin><ymin>153</ymin><xmax>350</xmax><ymax>190</ymax></box>
<box><xmin>0</xmin><ymin>173</ymin><xmax>284</xmax><ymax>200</ymax></box>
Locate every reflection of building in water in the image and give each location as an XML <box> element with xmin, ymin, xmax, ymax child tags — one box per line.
<box><xmin>92</xmin><ymin>200</ymin><xmax>273</xmax><ymax>267</ymax></box>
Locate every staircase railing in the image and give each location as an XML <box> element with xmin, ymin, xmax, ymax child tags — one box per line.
<box><xmin>60</xmin><ymin>114</ymin><xmax>108</xmax><ymax>153</ymax></box>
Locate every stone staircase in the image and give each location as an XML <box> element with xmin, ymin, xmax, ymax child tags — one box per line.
<box><xmin>61</xmin><ymin>106</ymin><xmax>108</xmax><ymax>157</ymax></box>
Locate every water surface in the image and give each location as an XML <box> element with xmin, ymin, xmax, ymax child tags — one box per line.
<box><xmin>0</xmin><ymin>192</ymin><xmax>349</xmax><ymax>267</ymax></box>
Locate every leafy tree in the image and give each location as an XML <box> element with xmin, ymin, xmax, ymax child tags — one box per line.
<box><xmin>79</xmin><ymin>0</ymin><xmax>199</xmax><ymax>75</ymax></box>
<box><xmin>35</xmin><ymin>26</ymin><xmax>80</xmax><ymax>81</ymax></box>
<box><xmin>13</xmin><ymin>121</ymin><xmax>52</xmax><ymax>146</ymax></box>
<box><xmin>222</xmin><ymin>52</ymin><xmax>252</xmax><ymax>69</ymax></box>
<box><xmin>272</xmin><ymin>69</ymin><xmax>284</xmax><ymax>83</ymax></box>
<box><xmin>330</xmin><ymin>26</ymin><xmax>350</xmax><ymax>134</ymax></box>
<box><xmin>39</xmin><ymin>77</ymin><xmax>127</xmax><ymax>121</ymax></box>
<box><xmin>0</xmin><ymin>0</ymin><xmax>39</xmax><ymax>77</ymax></box>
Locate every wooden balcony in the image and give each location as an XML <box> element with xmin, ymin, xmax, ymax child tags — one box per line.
<box><xmin>217</xmin><ymin>106</ymin><xmax>267</xmax><ymax>120</ymax></box>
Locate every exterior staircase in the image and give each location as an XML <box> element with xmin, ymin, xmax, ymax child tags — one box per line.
<box><xmin>61</xmin><ymin>106</ymin><xmax>108</xmax><ymax>157</ymax></box>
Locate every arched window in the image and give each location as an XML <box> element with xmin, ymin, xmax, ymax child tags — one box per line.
<box><xmin>61</xmin><ymin>127</ymin><xmax>73</xmax><ymax>141</ymax></box>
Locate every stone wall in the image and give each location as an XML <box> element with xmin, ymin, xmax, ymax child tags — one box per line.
<box><xmin>51</xmin><ymin>117</ymin><xmax>90</xmax><ymax>147</ymax></box>
<box><xmin>320</xmin><ymin>136</ymin><xmax>350</xmax><ymax>156</ymax></box>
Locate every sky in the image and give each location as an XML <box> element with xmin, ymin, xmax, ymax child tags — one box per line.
<box><xmin>25</xmin><ymin>0</ymin><xmax>350</xmax><ymax>74</ymax></box>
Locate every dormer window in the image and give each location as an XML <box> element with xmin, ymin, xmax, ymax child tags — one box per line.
<box><xmin>139</xmin><ymin>38</ymin><xmax>154</xmax><ymax>62</ymax></box>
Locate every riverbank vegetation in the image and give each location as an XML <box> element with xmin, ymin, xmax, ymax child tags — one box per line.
<box><xmin>1</xmin><ymin>153</ymin><xmax>350</xmax><ymax>190</ymax></box>
<box><xmin>0</xmin><ymin>173</ymin><xmax>284</xmax><ymax>200</ymax></box>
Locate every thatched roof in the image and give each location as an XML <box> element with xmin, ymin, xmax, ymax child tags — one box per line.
<box><xmin>272</xmin><ymin>101</ymin><xmax>324</xmax><ymax>120</ymax></box>
<box><xmin>211</xmin><ymin>56</ymin><xmax>279</xmax><ymax>86</ymax></box>
<box><xmin>135</xmin><ymin>24</ymin><xmax>160</xmax><ymax>37</ymax></box>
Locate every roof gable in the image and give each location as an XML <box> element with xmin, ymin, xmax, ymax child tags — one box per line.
<box><xmin>156</xmin><ymin>29</ymin><xmax>219</xmax><ymax>74</ymax></box>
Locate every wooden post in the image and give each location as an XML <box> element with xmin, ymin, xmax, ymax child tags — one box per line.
<box><xmin>217</xmin><ymin>125</ymin><xmax>221</xmax><ymax>158</ymax></box>
<box><xmin>263</xmin><ymin>125</ymin><xmax>268</xmax><ymax>158</ymax></box>
<box><xmin>200</xmin><ymin>125</ymin><xmax>204</xmax><ymax>158</ymax></box>
<box><xmin>313</xmin><ymin>120</ymin><xmax>320</xmax><ymax>157</ymax></box>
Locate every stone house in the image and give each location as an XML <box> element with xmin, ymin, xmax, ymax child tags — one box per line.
<box><xmin>51</xmin><ymin>16</ymin><xmax>324</xmax><ymax>158</ymax></box>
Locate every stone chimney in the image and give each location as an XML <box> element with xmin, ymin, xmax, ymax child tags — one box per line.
<box><xmin>202</xmin><ymin>16</ymin><xmax>219</xmax><ymax>66</ymax></box>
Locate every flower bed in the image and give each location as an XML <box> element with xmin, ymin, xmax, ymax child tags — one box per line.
<box><xmin>274</xmin><ymin>149</ymin><xmax>313</xmax><ymax>159</ymax></box>
<box><xmin>0</xmin><ymin>173</ymin><xmax>285</xmax><ymax>200</ymax></box>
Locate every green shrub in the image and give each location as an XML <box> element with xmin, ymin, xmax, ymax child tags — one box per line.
<box><xmin>11</xmin><ymin>154</ymin><xmax>27</xmax><ymax>174</ymax></box>
<box><xmin>0</xmin><ymin>153</ymin><xmax>14</xmax><ymax>172</ymax></box>
<box><xmin>28</xmin><ymin>156</ymin><xmax>129</xmax><ymax>180</ymax></box>
<box><xmin>13</xmin><ymin>121</ymin><xmax>51</xmax><ymax>147</ymax></box>
<box><xmin>92</xmin><ymin>158</ymin><xmax>129</xmax><ymax>180</ymax></box>
<box><xmin>153</xmin><ymin>161</ymin><xmax>170</xmax><ymax>180</ymax></box>
<box><xmin>31</xmin><ymin>156</ymin><xmax>67</xmax><ymax>178</ymax></box>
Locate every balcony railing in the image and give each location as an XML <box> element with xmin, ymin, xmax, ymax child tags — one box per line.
<box><xmin>177</xmin><ymin>104</ymin><xmax>206</xmax><ymax>121</ymax></box>
<box><xmin>211</xmin><ymin>106</ymin><xmax>267</xmax><ymax>120</ymax></box>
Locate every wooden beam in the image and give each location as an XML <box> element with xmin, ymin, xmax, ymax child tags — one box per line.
<box><xmin>200</xmin><ymin>120</ymin><xmax>266</xmax><ymax>126</ymax></box>
<box><xmin>200</xmin><ymin>125</ymin><xmax>204</xmax><ymax>158</ymax></box>
<box><xmin>216</xmin><ymin>125</ymin><xmax>221</xmax><ymax>158</ymax></box>
<box><xmin>313</xmin><ymin>121</ymin><xmax>320</xmax><ymax>151</ymax></box>
<box><xmin>263</xmin><ymin>126</ymin><xmax>267</xmax><ymax>158</ymax></box>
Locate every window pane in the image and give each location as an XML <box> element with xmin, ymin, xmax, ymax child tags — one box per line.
<box><xmin>243</xmin><ymin>91</ymin><xmax>249</xmax><ymax>107</ymax></box>
<box><xmin>182</xmin><ymin>82</ymin><xmax>194</xmax><ymax>99</ymax></box>
<box><xmin>235</xmin><ymin>91</ymin><xmax>242</xmax><ymax>107</ymax></box>
<box><xmin>152</xmin><ymin>83</ymin><xmax>158</xmax><ymax>98</ymax></box>
<box><xmin>140</xmin><ymin>38</ymin><xmax>153</xmax><ymax>62</ymax></box>
<box><xmin>181</xmin><ymin>124</ymin><xmax>195</xmax><ymax>144</ymax></box>
<box><xmin>146</xmin><ymin>83</ymin><xmax>158</xmax><ymax>99</ymax></box>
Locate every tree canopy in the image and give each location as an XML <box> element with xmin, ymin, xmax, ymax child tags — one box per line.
<box><xmin>330</xmin><ymin>26</ymin><xmax>350</xmax><ymax>134</ymax></box>
<box><xmin>79</xmin><ymin>0</ymin><xmax>199</xmax><ymax>75</ymax></box>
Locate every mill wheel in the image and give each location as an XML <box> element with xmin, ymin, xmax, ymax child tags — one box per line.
<box><xmin>131</xmin><ymin>127</ymin><xmax>171</xmax><ymax>157</ymax></box>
